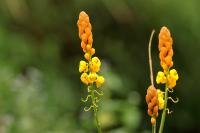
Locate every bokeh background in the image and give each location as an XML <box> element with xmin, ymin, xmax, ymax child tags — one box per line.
<box><xmin>0</xmin><ymin>0</ymin><xmax>200</xmax><ymax>133</ymax></box>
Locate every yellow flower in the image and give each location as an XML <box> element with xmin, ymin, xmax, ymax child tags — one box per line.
<box><xmin>157</xmin><ymin>89</ymin><xmax>164</xmax><ymax>98</ymax></box>
<box><xmin>169</xmin><ymin>69</ymin><xmax>179</xmax><ymax>80</ymax></box>
<box><xmin>156</xmin><ymin>71</ymin><xmax>167</xmax><ymax>84</ymax></box>
<box><xmin>88</xmin><ymin>73</ymin><xmax>97</xmax><ymax>84</ymax></box>
<box><xmin>79</xmin><ymin>60</ymin><xmax>88</xmax><ymax>73</ymax></box>
<box><xmin>89</xmin><ymin>57</ymin><xmax>101</xmax><ymax>73</ymax></box>
<box><xmin>167</xmin><ymin>69</ymin><xmax>178</xmax><ymax>89</ymax></box>
<box><xmin>157</xmin><ymin>89</ymin><xmax>164</xmax><ymax>110</ymax></box>
<box><xmin>168</xmin><ymin>75</ymin><xmax>177</xmax><ymax>89</ymax></box>
<box><xmin>80</xmin><ymin>73</ymin><xmax>89</xmax><ymax>85</ymax></box>
<box><xmin>158</xmin><ymin>97</ymin><xmax>164</xmax><ymax>110</ymax></box>
<box><xmin>96</xmin><ymin>76</ymin><xmax>105</xmax><ymax>88</ymax></box>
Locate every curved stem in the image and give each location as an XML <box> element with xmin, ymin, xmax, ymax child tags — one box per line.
<box><xmin>148</xmin><ymin>30</ymin><xmax>155</xmax><ymax>86</ymax></box>
<box><xmin>148</xmin><ymin>30</ymin><xmax>156</xmax><ymax>133</ymax></box>
<box><xmin>159</xmin><ymin>71</ymin><xmax>169</xmax><ymax>133</ymax></box>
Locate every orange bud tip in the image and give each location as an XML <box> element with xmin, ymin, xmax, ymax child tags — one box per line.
<box><xmin>84</xmin><ymin>53</ymin><xmax>90</xmax><ymax>60</ymax></box>
<box><xmin>151</xmin><ymin>117</ymin><xmax>156</xmax><ymax>125</ymax></box>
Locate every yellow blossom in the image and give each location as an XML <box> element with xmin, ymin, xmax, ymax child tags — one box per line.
<box><xmin>88</xmin><ymin>73</ymin><xmax>97</xmax><ymax>84</ymax></box>
<box><xmin>79</xmin><ymin>60</ymin><xmax>88</xmax><ymax>73</ymax></box>
<box><xmin>80</xmin><ymin>73</ymin><xmax>89</xmax><ymax>85</ymax></box>
<box><xmin>89</xmin><ymin>57</ymin><xmax>101</xmax><ymax>73</ymax></box>
<box><xmin>167</xmin><ymin>69</ymin><xmax>178</xmax><ymax>89</ymax></box>
<box><xmin>167</xmin><ymin>75</ymin><xmax>177</xmax><ymax>89</ymax></box>
<box><xmin>169</xmin><ymin>69</ymin><xmax>179</xmax><ymax>80</ymax></box>
<box><xmin>96</xmin><ymin>76</ymin><xmax>105</xmax><ymax>88</ymax></box>
<box><xmin>156</xmin><ymin>71</ymin><xmax>167</xmax><ymax>84</ymax></box>
<box><xmin>157</xmin><ymin>89</ymin><xmax>164</xmax><ymax>110</ymax></box>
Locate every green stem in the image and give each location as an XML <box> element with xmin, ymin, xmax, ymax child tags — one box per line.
<box><xmin>159</xmin><ymin>79</ymin><xmax>169</xmax><ymax>133</ymax></box>
<box><xmin>94</xmin><ymin>108</ymin><xmax>102</xmax><ymax>133</ymax></box>
<box><xmin>152</xmin><ymin>125</ymin><xmax>154</xmax><ymax>133</ymax></box>
<box><xmin>91</xmin><ymin>86</ymin><xmax>102</xmax><ymax>133</ymax></box>
<box><xmin>152</xmin><ymin>120</ymin><xmax>156</xmax><ymax>133</ymax></box>
<box><xmin>152</xmin><ymin>124</ymin><xmax>155</xmax><ymax>133</ymax></box>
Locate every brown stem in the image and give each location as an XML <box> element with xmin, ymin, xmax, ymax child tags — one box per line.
<box><xmin>148</xmin><ymin>30</ymin><xmax>155</xmax><ymax>86</ymax></box>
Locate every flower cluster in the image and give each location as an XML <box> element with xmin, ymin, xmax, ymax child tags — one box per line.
<box><xmin>158</xmin><ymin>27</ymin><xmax>174</xmax><ymax>73</ymax></box>
<box><xmin>156</xmin><ymin>69</ymin><xmax>179</xmax><ymax>89</ymax></box>
<box><xmin>77</xmin><ymin>11</ymin><xmax>104</xmax><ymax>112</ymax></box>
<box><xmin>146</xmin><ymin>27</ymin><xmax>179</xmax><ymax>132</ymax></box>
<box><xmin>146</xmin><ymin>85</ymin><xmax>159</xmax><ymax>125</ymax></box>
<box><xmin>154</xmin><ymin>27</ymin><xmax>179</xmax><ymax>132</ymax></box>
<box><xmin>79</xmin><ymin>57</ymin><xmax>104</xmax><ymax>87</ymax></box>
<box><xmin>77</xmin><ymin>11</ymin><xmax>95</xmax><ymax>60</ymax></box>
<box><xmin>156</xmin><ymin>27</ymin><xmax>179</xmax><ymax>90</ymax></box>
<box><xmin>156</xmin><ymin>27</ymin><xmax>179</xmax><ymax>110</ymax></box>
<box><xmin>78</xmin><ymin>11</ymin><xmax>104</xmax><ymax>88</ymax></box>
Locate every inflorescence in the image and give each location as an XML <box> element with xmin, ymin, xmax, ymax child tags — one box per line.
<box><xmin>77</xmin><ymin>11</ymin><xmax>104</xmax><ymax>133</ymax></box>
<box><xmin>146</xmin><ymin>27</ymin><xmax>179</xmax><ymax>133</ymax></box>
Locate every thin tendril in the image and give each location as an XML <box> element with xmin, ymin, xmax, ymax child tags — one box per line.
<box><xmin>81</xmin><ymin>95</ymin><xmax>91</xmax><ymax>102</ymax></box>
<box><xmin>166</xmin><ymin>108</ymin><xmax>173</xmax><ymax>114</ymax></box>
<box><xmin>84</xmin><ymin>105</ymin><xmax>94</xmax><ymax>112</ymax></box>
<box><xmin>87</xmin><ymin>86</ymin><xmax>92</xmax><ymax>92</ymax></box>
<box><xmin>95</xmin><ymin>97</ymin><xmax>100</xmax><ymax>103</ymax></box>
<box><xmin>168</xmin><ymin>97</ymin><xmax>179</xmax><ymax>103</ymax></box>
<box><xmin>93</xmin><ymin>101</ymin><xmax>98</xmax><ymax>108</ymax></box>
<box><xmin>168</xmin><ymin>88</ymin><xmax>174</xmax><ymax>93</ymax></box>
<box><xmin>94</xmin><ymin>90</ymin><xmax>104</xmax><ymax>96</ymax></box>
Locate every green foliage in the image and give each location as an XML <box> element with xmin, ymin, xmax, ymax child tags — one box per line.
<box><xmin>0</xmin><ymin>0</ymin><xmax>199</xmax><ymax>132</ymax></box>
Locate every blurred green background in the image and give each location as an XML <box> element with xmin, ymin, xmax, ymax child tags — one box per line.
<box><xmin>0</xmin><ymin>0</ymin><xmax>200</xmax><ymax>133</ymax></box>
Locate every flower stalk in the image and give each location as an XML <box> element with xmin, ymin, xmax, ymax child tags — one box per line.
<box><xmin>91</xmin><ymin>86</ymin><xmax>102</xmax><ymax>133</ymax></box>
<box><xmin>77</xmin><ymin>11</ymin><xmax>104</xmax><ymax>133</ymax></box>
<box><xmin>146</xmin><ymin>27</ymin><xmax>179</xmax><ymax>133</ymax></box>
<box><xmin>159</xmin><ymin>70</ymin><xmax>169</xmax><ymax>133</ymax></box>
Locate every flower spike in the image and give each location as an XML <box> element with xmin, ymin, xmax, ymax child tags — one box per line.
<box><xmin>77</xmin><ymin>11</ymin><xmax>104</xmax><ymax>133</ymax></box>
<box><xmin>146</xmin><ymin>27</ymin><xmax>179</xmax><ymax>133</ymax></box>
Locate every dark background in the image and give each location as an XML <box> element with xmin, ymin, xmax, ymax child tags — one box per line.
<box><xmin>0</xmin><ymin>0</ymin><xmax>199</xmax><ymax>133</ymax></box>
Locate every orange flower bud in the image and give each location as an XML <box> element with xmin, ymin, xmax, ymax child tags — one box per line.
<box><xmin>158</xmin><ymin>26</ymin><xmax>174</xmax><ymax>72</ymax></box>
<box><xmin>81</xmin><ymin>33</ymin><xmax>88</xmax><ymax>43</ymax></box>
<box><xmin>84</xmin><ymin>53</ymin><xmax>90</xmax><ymax>60</ymax></box>
<box><xmin>86</xmin><ymin>44</ymin><xmax>92</xmax><ymax>51</ymax></box>
<box><xmin>77</xmin><ymin>11</ymin><xmax>93</xmax><ymax>53</ymax></box>
<box><xmin>88</xmin><ymin>35</ymin><xmax>93</xmax><ymax>44</ymax></box>
<box><xmin>146</xmin><ymin>85</ymin><xmax>159</xmax><ymax>124</ymax></box>
<box><xmin>90</xmin><ymin>48</ymin><xmax>95</xmax><ymax>55</ymax></box>
<box><xmin>81</xmin><ymin>41</ymin><xmax>86</xmax><ymax>51</ymax></box>
<box><xmin>151</xmin><ymin>117</ymin><xmax>156</xmax><ymax>125</ymax></box>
